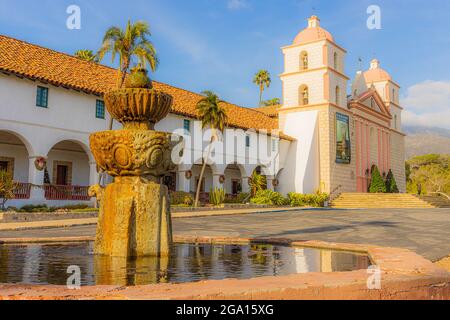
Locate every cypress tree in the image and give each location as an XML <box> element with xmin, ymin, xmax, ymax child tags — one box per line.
<box><xmin>386</xmin><ymin>170</ymin><xmax>399</xmax><ymax>193</ymax></box>
<box><xmin>369</xmin><ymin>165</ymin><xmax>387</xmax><ymax>193</ymax></box>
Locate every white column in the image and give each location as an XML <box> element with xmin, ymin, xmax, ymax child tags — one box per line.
<box><xmin>89</xmin><ymin>161</ymin><xmax>99</xmax><ymax>187</ymax></box>
<box><xmin>28</xmin><ymin>156</ymin><xmax>45</xmax><ymax>203</ymax></box>
<box><xmin>177</xmin><ymin>170</ymin><xmax>191</xmax><ymax>193</ymax></box>
<box><xmin>241</xmin><ymin>176</ymin><xmax>250</xmax><ymax>193</ymax></box>
<box><xmin>266</xmin><ymin>175</ymin><xmax>275</xmax><ymax>191</ymax></box>
<box><xmin>212</xmin><ymin>174</ymin><xmax>223</xmax><ymax>190</ymax></box>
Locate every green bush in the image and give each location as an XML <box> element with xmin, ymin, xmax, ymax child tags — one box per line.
<box><xmin>237</xmin><ymin>192</ymin><xmax>250</xmax><ymax>204</ymax></box>
<box><xmin>251</xmin><ymin>190</ymin><xmax>289</xmax><ymax>206</ymax></box>
<box><xmin>385</xmin><ymin>170</ymin><xmax>399</xmax><ymax>193</ymax></box>
<box><xmin>369</xmin><ymin>165</ymin><xmax>387</xmax><ymax>193</ymax></box>
<box><xmin>16</xmin><ymin>204</ymin><xmax>93</xmax><ymax>213</ymax></box>
<box><xmin>170</xmin><ymin>191</ymin><xmax>194</xmax><ymax>206</ymax></box>
<box><xmin>209</xmin><ymin>188</ymin><xmax>226</xmax><ymax>206</ymax></box>
<box><xmin>288</xmin><ymin>192</ymin><xmax>330</xmax><ymax>207</ymax></box>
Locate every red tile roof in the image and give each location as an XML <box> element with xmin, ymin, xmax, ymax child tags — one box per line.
<box><xmin>0</xmin><ymin>34</ymin><xmax>293</xmax><ymax>141</ymax></box>
<box><xmin>253</xmin><ymin>105</ymin><xmax>281</xmax><ymax>118</ymax></box>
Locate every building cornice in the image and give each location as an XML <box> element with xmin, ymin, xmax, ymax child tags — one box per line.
<box><xmin>281</xmin><ymin>39</ymin><xmax>347</xmax><ymax>53</ymax></box>
<box><xmin>280</xmin><ymin>66</ymin><xmax>350</xmax><ymax>80</ymax></box>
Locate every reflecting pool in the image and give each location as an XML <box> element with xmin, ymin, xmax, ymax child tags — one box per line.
<box><xmin>0</xmin><ymin>242</ymin><xmax>371</xmax><ymax>286</ymax></box>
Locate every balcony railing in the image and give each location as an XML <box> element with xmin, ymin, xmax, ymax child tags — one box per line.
<box><xmin>44</xmin><ymin>185</ymin><xmax>91</xmax><ymax>201</ymax></box>
<box><xmin>13</xmin><ymin>182</ymin><xmax>31</xmax><ymax>199</ymax></box>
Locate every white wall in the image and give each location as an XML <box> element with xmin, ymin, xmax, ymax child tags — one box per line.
<box><xmin>278</xmin><ymin>110</ymin><xmax>320</xmax><ymax>194</ymax></box>
<box><xmin>0</xmin><ymin>143</ymin><xmax>29</xmax><ymax>182</ymax></box>
<box><xmin>0</xmin><ymin>72</ymin><xmax>294</xmax><ymax>206</ymax></box>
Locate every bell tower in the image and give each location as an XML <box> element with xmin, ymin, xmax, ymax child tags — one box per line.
<box><xmin>278</xmin><ymin>16</ymin><xmax>355</xmax><ymax>195</ymax></box>
<box><xmin>280</xmin><ymin>16</ymin><xmax>348</xmax><ymax>109</ymax></box>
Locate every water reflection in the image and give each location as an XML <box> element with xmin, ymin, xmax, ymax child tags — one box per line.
<box><xmin>0</xmin><ymin>242</ymin><xmax>370</xmax><ymax>286</ymax></box>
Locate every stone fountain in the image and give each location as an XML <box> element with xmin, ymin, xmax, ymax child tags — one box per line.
<box><xmin>89</xmin><ymin>77</ymin><xmax>175</xmax><ymax>258</ymax></box>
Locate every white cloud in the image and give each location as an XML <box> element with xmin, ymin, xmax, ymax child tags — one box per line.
<box><xmin>227</xmin><ymin>0</ymin><xmax>249</xmax><ymax>10</ymax></box>
<box><xmin>401</xmin><ymin>80</ymin><xmax>450</xmax><ymax>129</ymax></box>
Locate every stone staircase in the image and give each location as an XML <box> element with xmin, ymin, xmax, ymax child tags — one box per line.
<box><xmin>331</xmin><ymin>193</ymin><xmax>436</xmax><ymax>209</ymax></box>
<box><xmin>418</xmin><ymin>195</ymin><xmax>450</xmax><ymax>208</ymax></box>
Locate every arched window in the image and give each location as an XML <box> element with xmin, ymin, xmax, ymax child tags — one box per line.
<box><xmin>334</xmin><ymin>52</ymin><xmax>338</xmax><ymax>70</ymax></box>
<box><xmin>394</xmin><ymin>115</ymin><xmax>398</xmax><ymax>130</ymax></box>
<box><xmin>299</xmin><ymin>85</ymin><xmax>309</xmax><ymax>106</ymax></box>
<box><xmin>300</xmin><ymin>51</ymin><xmax>308</xmax><ymax>71</ymax></box>
<box><xmin>392</xmin><ymin>88</ymin><xmax>396</xmax><ymax>102</ymax></box>
<box><xmin>335</xmin><ymin>86</ymin><xmax>340</xmax><ymax>105</ymax></box>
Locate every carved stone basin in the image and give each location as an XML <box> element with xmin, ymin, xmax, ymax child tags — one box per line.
<box><xmin>89</xmin><ymin>130</ymin><xmax>178</xmax><ymax>178</ymax></box>
<box><xmin>104</xmin><ymin>88</ymin><xmax>173</xmax><ymax>130</ymax></box>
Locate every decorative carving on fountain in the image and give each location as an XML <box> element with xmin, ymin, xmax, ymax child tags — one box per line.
<box><xmin>90</xmin><ymin>131</ymin><xmax>175</xmax><ymax>178</ymax></box>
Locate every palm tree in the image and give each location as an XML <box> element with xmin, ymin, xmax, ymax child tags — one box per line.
<box><xmin>194</xmin><ymin>91</ymin><xmax>228</xmax><ymax>207</ymax></box>
<box><xmin>248</xmin><ymin>170</ymin><xmax>267</xmax><ymax>197</ymax></box>
<box><xmin>97</xmin><ymin>20</ymin><xmax>159</xmax><ymax>90</ymax></box>
<box><xmin>97</xmin><ymin>20</ymin><xmax>159</xmax><ymax>129</ymax></box>
<box><xmin>75</xmin><ymin>49</ymin><xmax>98</xmax><ymax>63</ymax></box>
<box><xmin>262</xmin><ymin>98</ymin><xmax>280</xmax><ymax>106</ymax></box>
<box><xmin>253</xmin><ymin>70</ymin><xmax>271</xmax><ymax>106</ymax></box>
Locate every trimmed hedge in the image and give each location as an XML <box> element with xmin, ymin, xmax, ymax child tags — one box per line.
<box><xmin>369</xmin><ymin>165</ymin><xmax>387</xmax><ymax>193</ymax></box>
<box><xmin>385</xmin><ymin>169</ymin><xmax>399</xmax><ymax>193</ymax></box>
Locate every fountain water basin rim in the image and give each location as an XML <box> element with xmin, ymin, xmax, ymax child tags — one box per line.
<box><xmin>0</xmin><ymin>236</ymin><xmax>449</xmax><ymax>300</ymax></box>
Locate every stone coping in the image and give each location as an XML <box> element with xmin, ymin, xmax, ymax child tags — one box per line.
<box><xmin>0</xmin><ymin>236</ymin><xmax>449</xmax><ymax>300</ymax></box>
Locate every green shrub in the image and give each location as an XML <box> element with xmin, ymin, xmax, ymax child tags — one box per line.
<box><xmin>385</xmin><ymin>170</ymin><xmax>399</xmax><ymax>193</ymax></box>
<box><xmin>17</xmin><ymin>204</ymin><xmax>96</xmax><ymax>213</ymax></box>
<box><xmin>71</xmin><ymin>208</ymin><xmax>99</xmax><ymax>213</ymax></box>
<box><xmin>369</xmin><ymin>165</ymin><xmax>387</xmax><ymax>193</ymax></box>
<box><xmin>288</xmin><ymin>192</ymin><xmax>330</xmax><ymax>207</ymax></box>
<box><xmin>251</xmin><ymin>190</ymin><xmax>289</xmax><ymax>206</ymax></box>
<box><xmin>237</xmin><ymin>192</ymin><xmax>250</xmax><ymax>204</ymax></box>
<box><xmin>210</xmin><ymin>188</ymin><xmax>226</xmax><ymax>206</ymax></box>
<box><xmin>0</xmin><ymin>171</ymin><xmax>17</xmax><ymax>210</ymax></box>
<box><xmin>170</xmin><ymin>191</ymin><xmax>194</xmax><ymax>206</ymax></box>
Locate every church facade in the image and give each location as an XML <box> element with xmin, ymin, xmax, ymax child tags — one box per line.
<box><xmin>0</xmin><ymin>16</ymin><xmax>405</xmax><ymax>207</ymax></box>
<box><xmin>273</xmin><ymin>16</ymin><xmax>406</xmax><ymax>196</ymax></box>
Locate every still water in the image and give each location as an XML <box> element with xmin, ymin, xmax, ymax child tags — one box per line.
<box><xmin>0</xmin><ymin>242</ymin><xmax>370</xmax><ymax>286</ymax></box>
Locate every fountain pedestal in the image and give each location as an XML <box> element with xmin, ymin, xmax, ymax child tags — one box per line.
<box><xmin>93</xmin><ymin>177</ymin><xmax>172</xmax><ymax>257</ymax></box>
<box><xmin>89</xmin><ymin>88</ymin><xmax>175</xmax><ymax>257</ymax></box>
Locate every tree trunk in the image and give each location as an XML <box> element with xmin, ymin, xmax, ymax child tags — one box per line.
<box><xmin>259</xmin><ymin>85</ymin><xmax>263</xmax><ymax>106</ymax></box>
<box><xmin>194</xmin><ymin>135</ymin><xmax>215</xmax><ymax>208</ymax></box>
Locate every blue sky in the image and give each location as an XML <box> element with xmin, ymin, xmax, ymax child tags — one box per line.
<box><xmin>1</xmin><ymin>0</ymin><xmax>449</xmax><ymax>128</ymax></box>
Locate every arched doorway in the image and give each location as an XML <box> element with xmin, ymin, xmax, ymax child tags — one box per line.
<box><xmin>0</xmin><ymin>130</ymin><xmax>32</xmax><ymax>200</ymax></box>
<box><xmin>44</xmin><ymin>140</ymin><xmax>92</xmax><ymax>201</ymax></box>
<box><xmin>224</xmin><ymin>163</ymin><xmax>245</xmax><ymax>196</ymax></box>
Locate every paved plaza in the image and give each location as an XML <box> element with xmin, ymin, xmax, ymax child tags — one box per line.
<box><xmin>0</xmin><ymin>208</ymin><xmax>449</xmax><ymax>261</ymax></box>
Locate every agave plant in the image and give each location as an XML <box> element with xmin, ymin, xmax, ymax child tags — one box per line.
<box><xmin>209</xmin><ymin>187</ymin><xmax>226</xmax><ymax>207</ymax></box>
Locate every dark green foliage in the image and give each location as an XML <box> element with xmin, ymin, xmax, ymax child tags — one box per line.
<box><xmin>369</xmin><ymin>165</ymin><xmax>387</xmax><ymax>193</ymax></box>
<box><xmin>386</xmin><ymin>170</ymin><xmax>399</xmax><ymax>193</ymax></box>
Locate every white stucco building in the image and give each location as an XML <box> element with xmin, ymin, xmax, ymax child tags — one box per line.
<box><xmin>0</xmin><ymin>16</ymin><xmax>405</xmax><ymax>208</ymax></box>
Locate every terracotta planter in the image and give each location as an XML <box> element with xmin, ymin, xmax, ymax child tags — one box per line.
<box><xmin>104</xmin><ymin>88</ymin><xmax>173</xmax><ymax>130</ymax></box>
